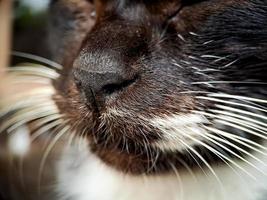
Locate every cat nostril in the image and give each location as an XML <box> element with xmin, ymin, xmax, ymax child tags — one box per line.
<box><xmin>73</xmin><ymin>68</ymin><xmax>138</xmax><ymax>108</ymax></box>
<box><xmin>101</xmin><ymin>75</ymin><xmax>138</xmax><ymax>95</ymax></box>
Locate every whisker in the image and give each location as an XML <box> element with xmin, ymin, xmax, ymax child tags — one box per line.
<box><xmin>1</xmin><ymin>104</ymin><xmax>58</xmax><ymax>132</ymax></box>
<box><xmin>221</xmin><ymin>59</ymin><xmax>239</xmax><ymax>68</ymax></box>
<box><xmin>208</xmin><ymin>93</ymin><xmax>267</xmax><ymax>104</ymax></box>
<box><xmin>216</xmin><ymin>105</ymin><xmax>267</xmax><ymax>120</ymax></box>
<box><xmin>218</xmin><ymin>115</ymin><xmax>267</xmax><ymax>133</ymax></box>
<box><xmin>5</xmin><ymin>77</ymin><xmax>53</xmax><ymax>84</ymax></box>
<box><xmin>0</xmin><ymin>87</ymin><xmax>54</xmax><ymax>104</ymax></box>
<box><xmin>0</xmin><ymin>91</ymin><xmax>54</xmax><ymax>105</ymax></box>
<box><xmin>9</xmin><ymin>66</ymin><xmax>59</xmax><ymax>79</ymax></box>
<box><xmin>179</xmin><ymin>91</ymin><xmax>212</xmax><ymax>94</ymax></box>
<box><xmin>0</xmin><ymin>96</ymin><xmax>54</xmax><ymax>117</ymax></box>
<box><xmin>206</xmin><ymin>141</ymin><xmax>243</xmax><ymax>179</ymax></box>
<box><xmin>205</xmin><ymin>110</ymin><xmax>267</xmax><ymax>133</ymax></box>
<box><xmin>195</xmin><ymin>111</ymin><xmax>267</xmax><ymax>140</ymax></box>
<box><xmin>0</xmin><ymin>54</ymin><xmax>68</xmax><ymax>194</ymax></box>
<box><xmin>12</xmin><ymin>51</ymin><xmax>62</xmax><ymax>70</ymax></box>
<box><xmin>8</xmin><ymin>111</ymin><xmax>58</xmax><ymax>134</ymax></box>
<box><xmin>31</xmin><ymin>118</ymin><xmax>64</xmax><ymax>142</ymax></box>
<box><xmin>67</xmin><ymin>130</ymin><xmax>78</xmax><ymax>146</ymax></box>
<box><xmin>182</xmin><ymin>132</ymin><xmax>256</xmax><ymax>180</ymax></box>
<box><xmin>192</xmin><ymin>81</ymin><xmax>267</xmax><ymax>85</ymax></box>
<box><xmin>200</xmin><ymin>55</ymin><xmax>225</xmax><ymax>59</ymax></box>
<box><xmin>215</xmin><ymin>119</ymin><xmax>267</xmax><ymax>140</ymax></box>
<box><xmin>18</xmin><ymin>117</ymin><xmax>62</xmax><ymax>191</ymax></box>
<box><xmin>31</xmin><ymin>114</ymin><xmax>62</xmax><ymax>130</ymax></box>
<box><xmin>179</xmin><ymin>139</ymin><xmax>224</xmax><ymax>185</ymax></box>
<box><xmin>38</xmin><ymin>124</ymin><xmax>70</xmax><ymax>193</ymax></box>
<box><xmin>168</xmin><ymin>161</ymin><xmax>184</xmax><ymax>200</ymax></box>
<box><xmin>200</xmin><ymin>127</ymin><xmax>244</xmax><ymax>172</ymax></box>
<box><xmin>78</xmin><ymin>127</ymin><xmax>89</xmax><ymax>151</ymax></box>
<box><xmin>203</xmin><ymin>125</ymin><xmax>267</xmax><ymax>153</ymax></box>
<box><xmin>175</xmin><ymin>156</ymin><xmax>198</xmax><ymax>183</ymax></box>
<box><xmin>210</xmin><ymin>109</ymin><xmax>267</xmax><ymax>128</ymax></box>
<box><xmin>197</xmin><ymin>96</ymin><xmax>267</xmax><ymax>113</ymax></box>
<box><xmin>179</xmin><ymin>141</ymin><xmax>209</xmax><ymax>178</ymax></box>
<box><xmin>202</xmin><ymin>130</ymin><xmax>267</xmax><ymax>169</ymax></box>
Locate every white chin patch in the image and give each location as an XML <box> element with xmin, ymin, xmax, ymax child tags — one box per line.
<box><xmin>150</xmin><ymin>113</ymin><xmax>208</xmax><ymax>152</ymax></box>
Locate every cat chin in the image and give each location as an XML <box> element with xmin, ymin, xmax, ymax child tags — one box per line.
<box><xmin>56</xmin><ymin>137</ymin><xmax>267</xmax><ymax>200</ymax></box>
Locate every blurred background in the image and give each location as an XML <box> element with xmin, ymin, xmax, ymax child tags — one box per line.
<box><xmin>0</xmin><ymin>1</ymin><xmax>62</xmax><ymax>200</ymax></box>
<box><xmin>13</xmin><ymin>0</ymin><xmax>50</xmax><ymax>58</ymax></box>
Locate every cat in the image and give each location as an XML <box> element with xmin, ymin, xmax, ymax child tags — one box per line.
<box><xmin>1</xmin><ymin>0</ymin><xmax>267</xmax><ymax>199</ymax></box>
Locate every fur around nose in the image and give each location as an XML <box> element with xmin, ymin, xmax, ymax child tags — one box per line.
<box><xmin>72</xmin><ymin>19</ymin><xmax>149</xmax><ymax>107</ymax></box>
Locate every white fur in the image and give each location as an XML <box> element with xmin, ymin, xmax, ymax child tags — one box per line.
<box><xmin>150</xmin><ymin>114</ymin><xmax>208</xmax><ymax>151</ymax></box>
<box><xmin>57</xmin><ymin>139</ymin><xmax>267</xmax><ymax>200</ymax></box>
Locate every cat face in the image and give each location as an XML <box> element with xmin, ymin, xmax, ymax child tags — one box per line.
<box><xmin>50</xmin><ymin>0</ymin><xmax>267</xmax><ymax>174</ymax></box>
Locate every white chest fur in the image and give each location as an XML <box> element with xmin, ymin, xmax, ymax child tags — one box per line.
<box><xmin>56</xmin><ymin>140</ymin><xmax>267</xmax><ymax>200</ymax></box>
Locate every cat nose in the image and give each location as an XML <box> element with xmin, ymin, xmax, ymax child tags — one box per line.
<box><xmin>73</xmin><ymin>67</ymin><xmax>138</xmax><ymax>108</ymax></box>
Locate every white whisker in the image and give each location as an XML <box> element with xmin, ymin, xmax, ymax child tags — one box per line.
<box><xmin>180</xmin><ymin>141</ymin><xmax>210</xmax><ymax>178</ymax></box>
<box><xmin>0</xmin><ymin>97</ymin><xmax>54</xmax><ymax>117</ymax></box>
<box><xmin>201</xmin><ymin>55</ymin><xmax>223</xmax><ymax>59</ymax></box>
<box><xmin>220</xmin><ymin>115</ymin><xmax>267</xmax><ymax>133</ymax></box>
<box><xmin>179</xmin><ymin>139</ymin><xmax>224</xmax><ymax>185</ymax></box>
<box><xmin>195</xmin><ymin>111</ymin><xmax>267</xmax><ymax>140</ymax></box>
<box><xmin>221</xmin><ymin>59</ymin><xmax>239</xmax><ymax>68</ymax></box>
<box><xmin>1</xmin><ymin>104</ymin><xmax>58</xmax><ymax>132</ymax></box>
<box><xmin>193</xmin><ymin>81</ymin><xmax>267</xmax><ymax>85</ymax></box>
<box><xmin>38</xmin><ymin>125</ymin><xmax>70</xmax><ymax>192</ymax></box>
<box><xmin>215</xmin><ymin>119</ymin><xmax>267</xmax><ymax>140</ymax></box>
<box><xmin>9</xmin><ymin>66</ymin><xmax>59</xmax><ymax>79</ymax></box>
<box><xmin>31</xmin><ymin>118</ymin><xmax>64</xmax><ymax>142</ymax></box>
<box><xmin>216</xmin><ymin>105</ymin><xmax>267</xmax><ymax>120</ymax></box>
<box><xmin>205</xmin><ymin>110</ymin><xmax>267</xmax><ymax>133</ymax></box>
<box><xmin>203</xmin><ymin>125</ymin><xmax>267</xmax><ymax>153</ymax></box>
<box><xmin>12</xmin><ymin>51</ymin><xmax>62</xmax><ymax>70</ymax></box>
<box><xmin>175</xmin><ymin>156</ymin><xmax>198</xmax><ymax>183</ymax></box>
<box><xmin>31</xmin><ymin>114</ymin><xmax>63</xmax><ymax>130</ymax></box>
<box><xmin>210</xmin><ymin>109</ymin><xmax>267</xmax><ymax>128</ymax></box>
<box><xmin>182</xmin><ymin>132</ymin><xmax>256</xmax><ymax>180</ymax></box>
<box><xmin>196</xmin><ymin>96</ymin><xmax>267</xmax><ymax>113</ymax></box>
<box><xmin>208</xmin><ymin>93</ymin><xmax>267</xmax><ymax>104</ymax></box>
<box><xmin>203</xmin><ymin>130</ymin><xmax>267</xmax><ymax>169</ymax></box>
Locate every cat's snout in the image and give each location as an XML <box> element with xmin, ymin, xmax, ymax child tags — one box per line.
<box><xmin>71</xmin><ymin>20</ymin><xmax>148</xmax><ymax>110</ymax></box>
<box><xmin>73</xmin><ymin>66</ymin><xmax>138</xmax><ymax>109</ymax></box>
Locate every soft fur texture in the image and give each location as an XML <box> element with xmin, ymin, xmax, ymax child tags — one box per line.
<box><xmin>1</xmin><ymin>0</ymin><xmax>267</xmax><ymax>199</ymax></box>
<box><xmin>50</xmin><ymin>0</ymin><xmax>267</xmax><ymax>173</ymax></box>
<box><xmin>49</xmin><ymin>0</ymin><xmax>267</xmax><ymax>199</ymax></box>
